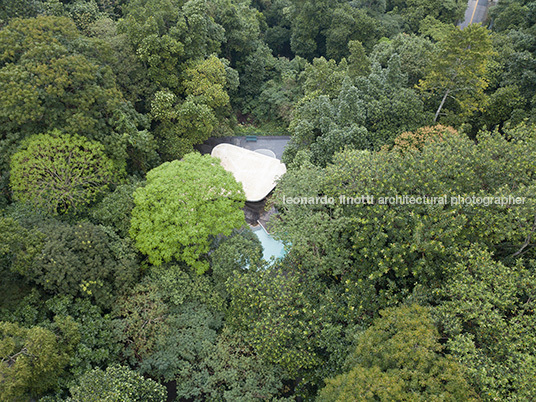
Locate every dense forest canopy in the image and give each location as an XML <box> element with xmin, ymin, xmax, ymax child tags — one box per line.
<box><xmin>0</xmin><ymin>0</ymin><xmax>536</xmax><ymax>401</ymax></box>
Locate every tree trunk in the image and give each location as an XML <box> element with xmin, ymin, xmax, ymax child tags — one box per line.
<box><xmin>434</xmin><ymin>89</ymin><xmax>450</xmax><ymax>123</ymax></box>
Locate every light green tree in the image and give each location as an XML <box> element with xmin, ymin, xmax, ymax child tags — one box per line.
<box><xmin>68</xmin><ymin>365</ymin><xmax>167</xmax><ymax>402</ymax></box>
<box><xmin>130</xmin><ymin>153</ymin><xmax>246</xmax><ymax>273</ymax></box>
<box><xmin>0</xmin><ymin>318</ymin><xmax>79</xmax><ymax>400</ymax></box>
<box><xmin>417</xmin><ymin>24</ymin><xmax>495</xmax><ymax>124</ymax></box>
<box><xmin>318</xmin><ymin>304</ymin><xmax>478</xmax><ymax>401</ymax></box>
<box><xmin>10</xmin><ymin>132</ymin><xmax>121</xmax><ymax>215</ymax></box>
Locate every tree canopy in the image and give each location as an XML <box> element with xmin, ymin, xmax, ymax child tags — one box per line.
<box><xmin>130</xmin><ymin>152</ymin><xmax>246</xmax><ymax>273</ymax></box>
<box><xmin>10</xmin><ymin>132</ymin><xmax>121</xmax><ymax>215</ymax></box>
<box><xmin>2</xmin><ymin>1</ymin><xmax>536</xmax><ymax>400</ymax></box>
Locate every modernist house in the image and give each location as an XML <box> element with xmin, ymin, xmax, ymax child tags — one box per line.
<box><xmin>211</xmin><ymin>143</ymin><xmax>286</xmax><ymax>203</ymax></box>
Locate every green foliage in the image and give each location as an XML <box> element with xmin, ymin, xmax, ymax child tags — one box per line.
<box><xmin>227</xmin><ymin>266</ymin><xmax>356</xmax><ymax>395</ymax></box>
<box><xmin>1</xmin><ymin>1</ymin><xmax>535</xmax><ymax>400</ymax></box>
<box><xmin>285</xmin><ymin>0</ymin><xmax>382</xmax><ymax>60</ymax></box>
<box><xmin>389</xmin><ymin>0</ymin><xmax>466</xmax><ymax>32</ymax></box>
<box><xmin>241</xmin><ymin>50</ymin><xmax>307</xmax><ymax>125</ymax></box>
<box><xmin>141</xmin><ymin>302</ymin><xmax>222</xmax><ymax>396</ymax></box>
<box><xmin>489</xmin><ymin>0</ymin><xmax>532</xmax><ymax>32</ymax></box>
<box><xmin>68</xmin><ymin>0</ymin><xmax>105</xmax><ymax>33</ymax></box>
<box><xmin>120</xmin><ymin>0</ymin><xmax>225</xmax><ymax>91</ymax></box>
<box><xmin>17</xmin><ymin>220</ymin><xmax>139</xmax><ymax>308</ymax></box>
<box><xmin>286</xmin><ymin>55</ymin><xmax>430</xmax><ymax>166</ymax></box>
<box><xmin>0</xmin><ymin>0</ymin><xmax>41</xmax><ymax>22</ymax></box>
<box><xmin>44</xmin><ymin>295</ymin><xmax>121</xmax><ymax>389</ymax></box>
<box><xmin>302</xmin><ymin>57</ymin><xmax>349</xmax><ymax>98</ymax></box>
<box><xmin>0</xmin><ymin>16</ymin><xmax>149</xmax><ymax>170</ymax></box>
<box><xmin>0</xmin><ymin>319</ymin><xmax>78</xmax><ymax>400</ymax></box>
<box><xmin>347</xmin><ymin>40</ymin><xmax>371</xmax><ymax>78</ymax></box>
<box><xmin>435</xmin><ymin>246</ymin><xmax>536</xmax><ymax>400</ymax></box>
<box><xmin>130</xmin><ymin>153</ymin><xmax>246</xmax><ymax>273</ymax></box>
<box><xmin>417</xmin><ymin>24</ymin><xmax>495</xmax><ymax>124</ymax></box>
<box><xmin>114</xmin><ymin>263</ymin><xmax>280</xmax><ymax>400</ymax></box>
<box><xmin>115</xmin><ymin>272</ymin><xmax>287</xmax><ymax>400</ymax></box>
<box><xmin>318</xmin><ymin>304</ymin><xmax>477</xmax><ymax>401</ymax></box>
<box><xmin>202</xmin><ymin>328</ymin><xmax>287</xmax><ymax>401</ymax></box>
<box><xmin>275</xmin><ymin>125</ymin><xmax>536</xmax><ymax>316</ymax></box>
<box><xmin>68</xmin><ymin>365</ymin><xmax>167</xmax><ymax>402</ymax></box>
<box><xmin>150</xmin><ymin>55</ymin><xmax>235</xmax><ymax>158</ymax></box>
<box><xmin>86</xmin><ymin>17</ymin><xmax>156</xmax><ymax>110</ymax></box>
<box><xmin>324</xmin><ymin>5</ymin><xmax>379</xmax><ymax>60</ymax></box>
<box><xmin>10</xmin><ymin>132</ymin><xmax>121</xmax><ymax>215</ymax></box>
<box><xmin>114</xmin><ymin>263</ymin><xmax>224</xmax><ymax>367</ymax></box>
<box><xmin>91</xmin><ymin>181</ymin><xmax>143</xmax><ymax>237</ymax></box>
<box><xmin>211</xmin><ymin>0</ymin><xmax>263</xmax><ymax>63</ymax></box>
<box><xmin>483</xmin><ymin>23</ymin><xmax>536</xmax><ymax>125</ymax></box>
<box><xmin>478</xmin><ymin>85</ymin><xmax>526</xmax><ymax>130</ymax></box>
<box><xmin>210</xmin><ymin>228</ymin><xmax>263</xmax><ymax>300</ymax></box>
<box><xmin>0</xmin><ymin>216</ymin><xmax>45</xmax><ymax>275</ymax></box>
<box><xmin>370</xmin><ymin>33</ymin><xmax>435</xmax><ymax>86</ymax></box>
<box><xmin>151</xmin><ymin>90</ymin><xmax>217</xmax><ymax>158</ymax></box>
<box><xmin>114</xmin><ymin>281</ymin><xmax>168</xmax><ymax>365</ymax></box>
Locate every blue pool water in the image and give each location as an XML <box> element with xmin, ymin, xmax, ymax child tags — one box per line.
<box><xmin>253</xmin><ymin>226</ymin><xmax>286</xmax><ymax>263</ymax></box>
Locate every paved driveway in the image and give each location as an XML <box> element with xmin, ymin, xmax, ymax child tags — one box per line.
<box><xmin>196</xmin><ymin>136</ymin><xmax>291</xmax><ymax>160</ymax></box>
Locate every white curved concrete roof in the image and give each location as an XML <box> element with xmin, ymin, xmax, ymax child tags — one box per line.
<box><xmin>211</xmin><ymin>143</ymin><xmax>286</xmax><ymax>202</ymax></box>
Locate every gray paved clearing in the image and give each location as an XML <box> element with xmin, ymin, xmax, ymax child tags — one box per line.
<box><xmin>196</xmin><ymin>136</ymin><xmax>291</xmax><ymax>160</ymax></box>
<box><xmin>459</xmin><ymin>0</ymin><xmax>490</xmax><ymax>28</ymax></box>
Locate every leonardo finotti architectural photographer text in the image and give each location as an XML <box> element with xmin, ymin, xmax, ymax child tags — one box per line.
<box><xmin>281</xmin><ymin>195</ymin><xmax>526</xmax><ymax>207</ymax></box>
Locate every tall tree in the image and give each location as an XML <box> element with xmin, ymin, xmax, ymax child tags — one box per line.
<box><xmin>417</xmin><ymin>24</ymin><xmax>495</xmax><ymax>124</ymax></box>
<box><xmin>318</xmin><ymin>304</ymin><xmax>478</xmax><ymax>401</ymax></box>
<box><xmin>0</xmin><ymin>16</ymin><xmax>151</xmax><ymax>171</ymax></box>
<box><xmin>0</xmin><ymin>318</ymin><xmax>79</xmax><ymax>400</ymax></box>
<box><xmin>68</xmin><ymin>365</ymin><xmax>167</xmax><ymax>402</ymax></box>
<box><xmin>10</xmin><ymin>132</ymin><xmax>120</xmax><ymax>215</ymax></box>
<box><xmin>130</xmin><ymin>153</ymin><xmax>246</xmax><ymax>273</ymax></box>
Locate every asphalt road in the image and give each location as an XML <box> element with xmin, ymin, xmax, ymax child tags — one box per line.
<box><xmin>196</xmin><ymin>136</ymin><xmax>291</xmax><ymax>160</ymax></box>
<box><xmin>459</xmin><ymin>0</ymin><xmax>489</xmax><ymax>28</ymax></box>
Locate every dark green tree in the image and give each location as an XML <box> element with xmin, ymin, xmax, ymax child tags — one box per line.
<box><xmin>0</xmin><ymin>16</ymin><xmax>150</xmax><ymax>170</ymax></box>
<box><xmin>91</xmin><ymin>181</ymin><xmax>143</xmax><ymax>238</ymax></box>
<box><xmin>17</xmin><ymin>220</ymin><xmax>139</xmax><ymax>309</ymax></box>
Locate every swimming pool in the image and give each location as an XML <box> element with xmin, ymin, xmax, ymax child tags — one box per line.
<box><xmin>252</xmin><ymin>224</ymin><xmax>286</xmax><ymax>263</ymax></box>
